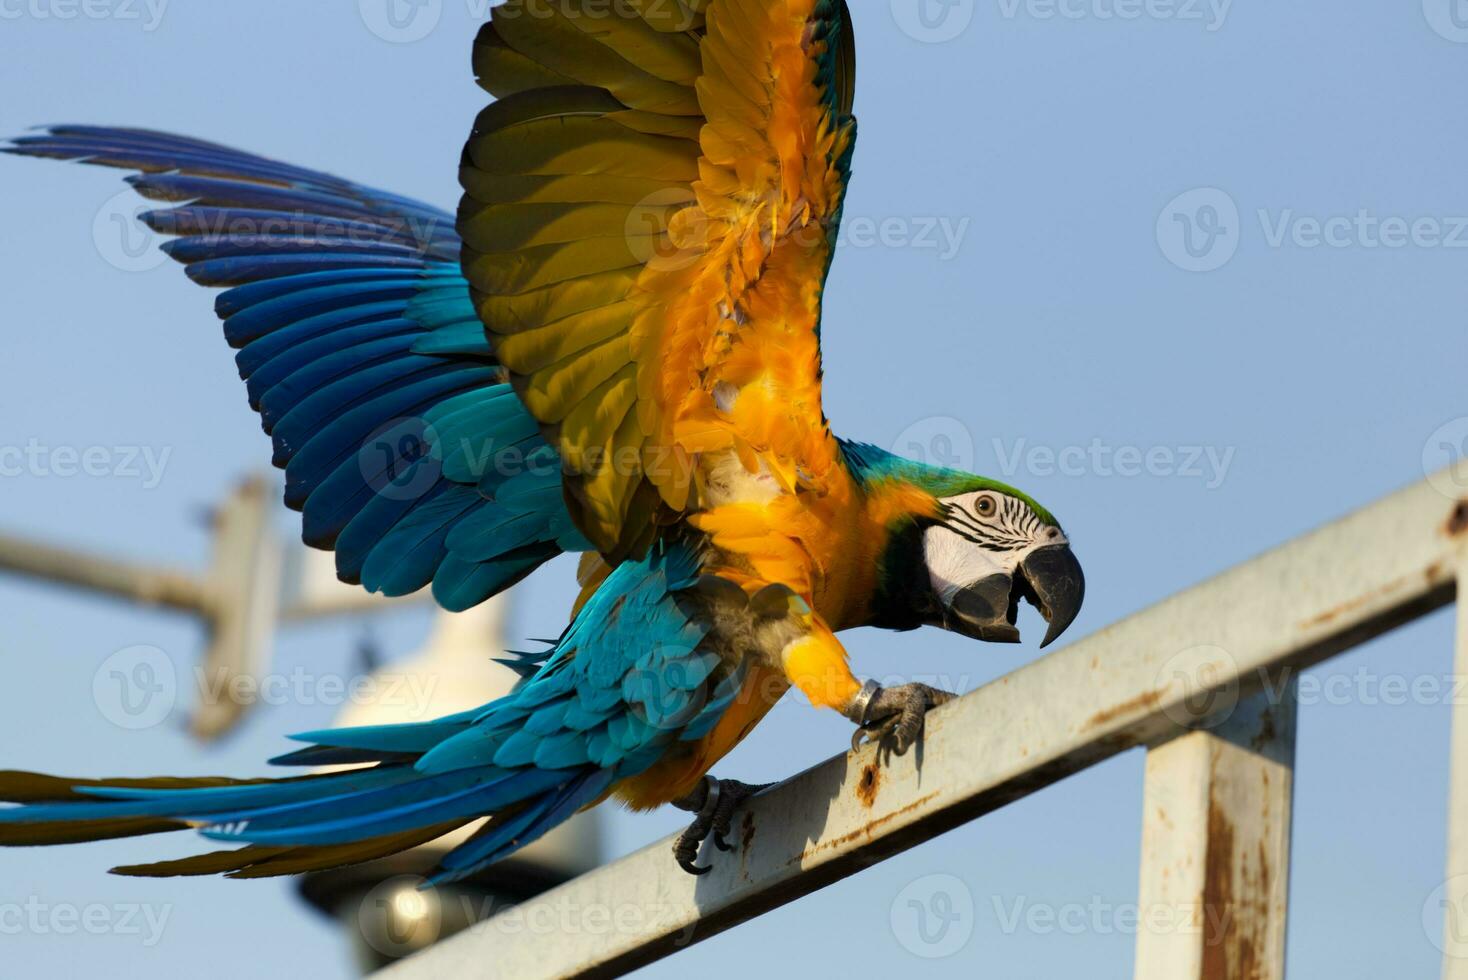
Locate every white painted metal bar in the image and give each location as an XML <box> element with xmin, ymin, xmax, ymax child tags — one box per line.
<box><xmin>0</xmin><ymin>476</ymin><xmax>287</xmax><ymax>740</ymax></box>
<box><xmin>1133</xmin><ymin>683</ymin><xmax>1297</xmax><ymax>980</ymax></box>
<box><xmin>0</xmin><ymin>473</ymin><xmax>432</xmax><ymax>739</ymax></box>
<box><xmin>191</xmin><ymin>475</ymin><xmax>283</xmax><ymax>740</ymax></box>
<box><xmin>0</xmin><ymin>529</ymin><xmax>211</xmax><ymax>612</ymax></box>
<box><xmin>1442</xmin><ymin>541</ymin><xmax>1468</xmax><ymax>977</ymax></box>
<box><xmin>376</xmin><ymin>473</ymin><xmax>1464</xmax><ymax>980</ymax></box>
<box><xmin>0</xmin><ymin>475</ymin><xmax>430</xmax><ymax>624</ymax></box>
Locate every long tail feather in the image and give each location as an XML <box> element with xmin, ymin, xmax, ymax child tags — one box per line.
<box><xmin>0</xmin><ymin>543</ymin><xmax>735</xmax><ymax>882</ymax></box>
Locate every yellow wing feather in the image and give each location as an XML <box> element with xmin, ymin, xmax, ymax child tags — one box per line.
<box><xmin>460</xmin><ymin>0</ymin><xmax>856</xmax><ymax>556</ymax></box>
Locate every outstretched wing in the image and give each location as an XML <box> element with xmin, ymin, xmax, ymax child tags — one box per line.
<box><xmin>5</xmin><ymin>126</ymin><xmax>590</xmax><ymax>610</ymax></box>
<box><xmin>462</xmin><ymin>0</ymin><xmax>859</xmax><ymax>557</ymax></box>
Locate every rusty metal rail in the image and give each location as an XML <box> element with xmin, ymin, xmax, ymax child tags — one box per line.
<box><xmin>376</xmin><ymin>469</ymin><xmax>1468</xmax><ymax>980</ymax></box>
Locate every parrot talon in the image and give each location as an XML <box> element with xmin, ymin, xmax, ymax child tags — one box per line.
<box><xmin>681</xmin><ymin>856</ymin><xmax>713</xmax><ymax>876</ymax></box>
<box><xmin>670</xmin><ymin>776</ymin><xmax>770</xmax><ymax>875</ymax></box>
<box><xmin>848</xmin><ymin>682</ymin><xmax>957</xmax><ymax>762</ymax></box>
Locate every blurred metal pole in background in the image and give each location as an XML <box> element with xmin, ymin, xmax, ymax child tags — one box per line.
<box><xmin>292</xmin><ymin>569</ymin><xmax>603</xmax><ymax>971</ymax></box>
<box><xmin>192</xmin><ymin>475</ymin><xmax>283</xmax><ymax>739</ymax></box>
<box><xmin>0</xmin><ymin>472</ymin><xmax>428</xmax><ymax>738</ymax></box>
<box><xmin>0</xmin><ymin>470</ymin><xmax>605</xmax><ymax>973</ymax></box>
<box><xmin>0</xmin><ymin>473</ymin><xmax>289</xmax><ymax>738</ymax></box>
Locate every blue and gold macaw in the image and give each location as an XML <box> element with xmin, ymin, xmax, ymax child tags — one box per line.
<box><xmin>0</xmin><ymin>0</ymin><xmax>1083</xmax><ymax>879</ymax></box>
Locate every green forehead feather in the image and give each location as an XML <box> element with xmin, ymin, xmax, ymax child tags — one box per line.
<box><xmin>839</xmin><ymin>440</ymin><xmax>1059</xmax><ymax>527</ymax></box>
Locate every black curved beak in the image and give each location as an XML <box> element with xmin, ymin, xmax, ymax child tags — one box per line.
<box><xmin>944</xmin><ymin>574</ymin><xmax>1023</xmax><ymax>644</ymax></box>
<box><xmin>1019</xmin><ymin>544</ymin><xmax>1086</xmax><ymax>648</ymax></box>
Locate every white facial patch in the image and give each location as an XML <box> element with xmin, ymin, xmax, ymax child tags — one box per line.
<box><xmin>924</xmin><ymin>491</ymin><xmax>1063</xmax><ymax>602</ymax></box>
<box><xmin>923</xmin><ymin>525</ymin><xmax>1008</xmax><ymax>604</ymax></box>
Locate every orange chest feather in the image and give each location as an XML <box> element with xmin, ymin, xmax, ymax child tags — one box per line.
<box><xmin>690</xmin><ymin>477</ymin><xmax>916</xmax><ymax>631</ymax></box>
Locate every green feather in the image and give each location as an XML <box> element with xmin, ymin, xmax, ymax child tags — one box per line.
<box><xmin>840</xmin><ymin>440</ymin><xmax>1060</xmax><ymax>527</ymax></box>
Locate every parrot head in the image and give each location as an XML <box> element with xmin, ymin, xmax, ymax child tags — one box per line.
<box><xmin>920</xmin><ymin>487</ymin><xmax>1084</xmax><ymax>648</ymax></box>
<box><xmin>842</xmin><ymin>441</ymin><xmax>1085</xmax><ymax>648</ymax></box>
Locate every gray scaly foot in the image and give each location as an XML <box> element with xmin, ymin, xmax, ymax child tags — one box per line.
<box><xmin>669</xmin><ymin>776</ymin><xmax>772</xmax><ymax>876</ymax></box>
<box><xmin>847</xmin><ymin>681</ymin><xmax>957</xmax><ymax>761</ymax></box>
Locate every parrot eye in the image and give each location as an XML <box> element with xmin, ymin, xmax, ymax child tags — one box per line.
<box><xmin>974</xmin><ymin>495</ymin><xmax>997</xmax><ymax>518</ymax></box>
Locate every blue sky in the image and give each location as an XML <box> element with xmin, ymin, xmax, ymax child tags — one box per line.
<box><xmin>1</xmin><ymin>1</ymin><xmax>1466</xmax><ymax>977</ymax></box>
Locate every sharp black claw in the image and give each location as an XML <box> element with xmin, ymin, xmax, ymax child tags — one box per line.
<box><xmin>670</xmin><ymin>777</ymin><xmax>767</xmax><ymax>875</ymax></box>
<box><xmin>852</xmin><ymin>684</ymin><xmax>956</xmax><ymax>765</ymax></box>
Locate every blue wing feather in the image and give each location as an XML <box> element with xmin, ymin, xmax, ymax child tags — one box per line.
<box><xmin>5</xmin><ymin>125</ymin><xmax>585</xmax><ymax>610</ymax></box>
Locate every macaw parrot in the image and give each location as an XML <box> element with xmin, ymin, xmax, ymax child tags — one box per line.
<box><xmin>0</xmin><ymin>0</ymin><xmax>1083</xmax><ymax>880</ymax></box>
